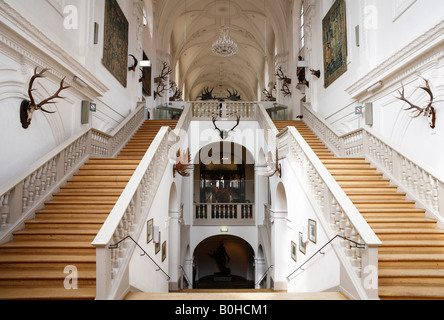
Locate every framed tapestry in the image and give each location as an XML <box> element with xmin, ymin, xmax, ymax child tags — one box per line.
<box><xmin>322</xmin><ymin>0</ymin><xmax>348</xmax><ymax>88</ymax></box>
<box><xmin>103</xmin><ymin>0</ymin><xmax>129</xmax><ymax>87</ymax></box>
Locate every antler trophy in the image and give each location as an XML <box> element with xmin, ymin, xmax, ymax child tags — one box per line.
<box><xmin>265</xmin><ymin>149</ymin><xmax>282</xmax><ymax>178</ymax></box>
<box><xmin>20</xmin><ymin>67</ymin><xmax>70</xmax><ymax>129</ymax></box>
<box><xmin>212</xmin><ymin>115</ymin><xmax>241</xmax><ymax>140</ymax></box>
<box><xmin>173</xmin><ymin>149</ymin><xmax>192</xmax><ymax>178</ymax></box>
<box><xmin>396</xmin><ymin>77</ymin><xmax>437</xmax><ymax>129</ymax></box>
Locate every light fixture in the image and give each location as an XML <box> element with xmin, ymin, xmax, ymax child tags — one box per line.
<box><xmin>140</xmin><ymin>60</ymin><xmax>151</xmax><ymax>67</ymax></box>
<box><xmin>220</xmin><ymin>227</ymin><xmax>229</xmax><ymax>233</ymax></box>
<box><xmin>73</xmin><ymin>76</ymin><xmax>88</xmax><ymax>88</ymax></box>
<box><xmin>212</xmin><ymin>0</ymin><xmax>237</xmax><ymax>57</ymax></box>
<box><xmin>212</xmin><ymin>27</ymin><xmax>238</xmax><ymax>57</ymax></box>
<box><xmin>367</xmin><ymin>81</ymin><xmax>383</xmax><ymax>93</ymax></box>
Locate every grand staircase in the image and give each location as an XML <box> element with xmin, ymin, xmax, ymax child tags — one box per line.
<box><xmin>274</xmin><ymin>120</ymin><xmax>444</xmax><ymax>300</ymax></box>
<box><xmin>0</xmin><ymin>120</ymin><xmax>177</xmax><ymax>300</ymax></box>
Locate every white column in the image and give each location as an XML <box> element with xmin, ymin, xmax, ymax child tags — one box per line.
<box><xmin>255</xmin><ymin>164</ymin><xmax>269</xmax><ymax>225</ymax></box>
<box><xmin>270</xmin><ymin>209</ymin><xmax>288</xmax><ymax>291</ymax></box>
<box><xmin>168</xmin><ymin>209</ymin><xmax>181</xmax><ymax>291</ymax></box>
<box><xmin>255</xmin><ymin>257</ymin><xmax>266</xmax><ymax>289</ymax></box>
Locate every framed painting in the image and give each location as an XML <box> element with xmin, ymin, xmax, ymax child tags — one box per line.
<box><xmin>322</xmin><ymin>0</ymin><xmax>348</xmax><ymax>88</ymax></box>
<box><xmin>309</xmin><ymin>219</ymin><xmax>317</xmax><ymax>244</ymax></box>
<box><xmin>141</xmin><ymin>51</ymin><xmax>152</xmax><ymax>96</ymax></box>
<box><xmin>299</xmin><ymin>232</ymin><xmax>307</xmax><ymax>255</ymax></box>
<box><xmin>102</xmin><ymin>0</ymin><xmax>129</xmax><ymax>87</ymax></box>
<box><xmin>155</xmin><ymin>232</ymin><xmax>161</xmax><ymax>255</ymax></box>
<box><xmin>147</xmin><ymin>219</ymin><xmax>153</xmax><ymax>244</ymax></box>
<box><xmin>291</xmin><ymin>241</ymin><xmax>297</xmax><ymax>262</ymax></box>
<box><xmin>162</xmin><ymin>241</ymin><xmax>167</xmax><ymax>262</ymax></box>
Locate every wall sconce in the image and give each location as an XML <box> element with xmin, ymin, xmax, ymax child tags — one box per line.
<box><xmin>367</xmin><ymin>81</ymin><xmax>383</xmax><ymax>93</ymax></box>
<box><xmin>73</xmin><ymin>76</ymin><xmax>88</xmax><ymax>88</ymax></box>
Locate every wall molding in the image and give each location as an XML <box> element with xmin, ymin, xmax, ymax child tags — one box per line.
<box><xmin>346</xmin><ymin>19</ymin><xmax>444</xmax><ymax>101</ymax></box>
<box><xmin>0</xmin><ymin>0</ymin><xmax>109</xmax><ymax>99</ymax></box>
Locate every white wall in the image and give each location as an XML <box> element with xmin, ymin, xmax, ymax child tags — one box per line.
<box><xmin>269</xmin><ymin>159</ymin><xmax>340</xmax><ymax>293</ymax></box>
<box><xmin>0</xmin><ymin>0</ymin><xmax>147</xmax><ymax>185</ymax></box>
<box><xmin>304</xmin><ymin>0</ymin><xmax>444</xmax><ymax>179</ymax></box>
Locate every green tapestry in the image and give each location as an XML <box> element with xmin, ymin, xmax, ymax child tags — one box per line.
<box><xmin>102</xmin><ymin>0</ymin><xmax>129</xmax><ymax>87</ymax></box>
<box><xmin>322</xmin><ymin>0</ymin><xmax>348</xmax><ymax>88</ymax></box>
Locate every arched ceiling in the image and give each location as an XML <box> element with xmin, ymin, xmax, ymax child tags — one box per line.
<box><xmin>151</xmin><ymin>0</ymin><xmax>294</xmax><ymax>101</ymax></box>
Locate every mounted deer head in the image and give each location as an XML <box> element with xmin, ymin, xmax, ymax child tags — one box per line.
<box><xmin>310</xmin><ymin>69</ymin><xmax>321</xmax><ymax>79</ymax></box>
<box><xmin>212</xmin><ymin>115</ymin><xmax>241</xmax><ymax>140</ymax></box>
<box><xmin>173</xmin><ymin>149</ymin><xmax>192</xmax><ymax>178</ymax></box>
<box><xmin>265</xmin><ymin>148</ymin><xmax>282</xmax><ymax>178</ymax></box>
<box><xmin>20</xmin><ymin>67</ymin><xmax>70</xmax><ymax>129</ymax></box>
<box><xmin>128</xmin><ymin>54</ymin><xmax>138</xmax><ymax>72</ymax></box>
<box><xmin>154</xmin><ymin>62</ymin><xmax>171</xmax><ymax>100</ymax></box>
<box><xmin>263</xmin><ymin>88</ymin><xmax>276</xmax><ymax>101</ymax></box>
<box><xmin>276</xmin><ymin>66</ymin><xmax>292</xmax><ymax>97</ymax></box>
<box><xmin>396</xmin><ymin>78</ymin><xmax>437</xmax><ymax>129</ymax></box>
<box><xmin>226</xmin><ymin>89</ymin><xmax>241</xmax><ymax>101</ymax></box>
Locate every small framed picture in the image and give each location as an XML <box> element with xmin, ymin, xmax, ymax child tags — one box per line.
<box><xmin>299</xmin><ymin>232</ymin><xmax>307</xmax><ymax>255</ymax></box>
<box><xmin>309</xmin><ymin>219</ymin><xmax>317</xmax><ymax>244</ymax></box>
<box><xmin>147</xmin><ymin>219</ymin><xmax>153</xmax><ymax>244</ymax></box>
<box><xmin>291</xmin><ymin>241</ymin><xmax>297</xmax><ymax>262</ymax></box>
<box><xmin>162</xmin><ymin>241</ymin><xmax>167</xmax><ymax>262</ymax></box>
<box><xmin>155</xmin><ymin>231</ymin><xmax>161</xmax><ymax>255</ymax></box>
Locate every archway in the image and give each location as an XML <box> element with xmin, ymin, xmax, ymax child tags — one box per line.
<box><xmin>193</xmin><ymin>235</ymin><xmax>255</xmax><ymax>289</ymax></box>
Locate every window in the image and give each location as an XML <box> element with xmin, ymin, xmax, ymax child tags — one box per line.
<box><xmin>300</xmin><ymin>2</ymin><xmax>305</xmax><ymax>49</ymax></box>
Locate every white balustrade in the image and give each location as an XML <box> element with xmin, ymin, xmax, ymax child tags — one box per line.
<box><xmin>194</xmin><ymin>203</ymin><xmax>255</xmax><ymax>226</ymax></box>
<box><xmin>277</xmin><ymin>126</ymin><xmax>382</xmax><ymax>299</ymax></box>
<box><xmin>302</xmin><ymin>104</ymin><xmax>443</xmax><ymax>222</ymax></box>
<box><xmin>191</xmin><ymin>101</ymin><xmax>256</xmax><ymax>120</ymax></box>
<box><xmin>0</xmin><ymin>103</ymin><xmax>146</xmax><ymax>243</ymax></box>
<box><xmin>92</xmin><ymin>104</ymin><xmax>192</xmax><ymax>300</ymax></box>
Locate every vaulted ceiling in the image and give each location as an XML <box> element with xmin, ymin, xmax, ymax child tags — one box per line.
<box><xmin>152</xmin><ymin>0</ymin><xmax>295</xmax><ymax>101</ymax></box>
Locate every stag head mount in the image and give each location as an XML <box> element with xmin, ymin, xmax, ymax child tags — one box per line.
<box><xmin>128</xmin><ymin>54</ymin><xmax>138</xmax><ymax>72</ymax></box>
<box><xmin>265</xmin><ymin>148</ymin><xmax>282</xmax><ymax>178</ymax></box>
<box><xmin>276</xmin><ymin>66</ymin><xmax>292</xmax><ymax>97</ymax></box>
<box><xmin>173</xmin><ymin>149</ymin><xmax>192</xmax><ymax>178</ymax></box>
<box><xmin>20</xmin><ymin>67</ymin><xmax>70</xmax><ymax>129</ymax></box>
<box><xmin>154</xmin><ymin>62</ymin><xmax>171</xmax><ymax>100</ymax></box>
<box><xmin>396</xmin><ymin>77</ymin><xmax>437</xmax><ymax>129</ymax></box>
<box><xmin>212</xmin><ymin>115</ymin><xmax>241</xmax><ymax>140</ymax></box>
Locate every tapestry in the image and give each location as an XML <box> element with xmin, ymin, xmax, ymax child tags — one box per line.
<box><xmin>322</xmin><ymin>0</ymin><xmax>348</xmax><ymax>88</ymax></box>
<box><xmin>102</xmin><ymin>0</ymin><xmax>129</xmax><ymax>87</ymax></box>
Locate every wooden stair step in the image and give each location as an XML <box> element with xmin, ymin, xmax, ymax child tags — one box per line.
<box><xmin>0</xmin><ymin>287</ymin><xmax>96</xmax><ymax>300</ymax></box>
<box><xmin>379</xmin><ymin>286</ymin><xmax>444</xmax><ymax>300</ymax></box>
<box><xmin>0</xmin><ymin>241</ymin><xmax>95</xmax><ymax>255</ymax></box>
<box><xmin>379</xmin><ymin>240</ymin><xmax>444</xmax><ymax>253</ymax></box>
<box><xmin>0</xmin><ymin>269</ymin><xmax>96</xmax><ymax>287</ymax></box>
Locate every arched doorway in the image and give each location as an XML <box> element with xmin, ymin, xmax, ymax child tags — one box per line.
<box><xmin>193</xmin><ymin>235</ymin><xmax>255</xmax><ymax>289</ymax></box>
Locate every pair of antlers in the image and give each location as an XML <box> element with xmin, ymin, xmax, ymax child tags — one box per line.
<box><xmin>212</xmin><ymin>115</ymin><xmax>241</xmax><ymax>139</ymax></box>
<box><xmin>28</xmin><ymin>67</ymin><xmax>70</xmax><ymax>113</ymax></box>
<box><xmin>396</xmin><ymin>77</ymin><xmax>437</xmax><ymax>129</ymax></box>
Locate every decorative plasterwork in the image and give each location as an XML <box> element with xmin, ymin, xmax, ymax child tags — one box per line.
<box><xmin>0</xmin><ymin>0</ymin><xmax>109</xmax><ymax>99</ymax></box>
<box><xmin>345</xmin><ymin>20</ymin><xmax>444</xmax><ymax>100</ymax></box>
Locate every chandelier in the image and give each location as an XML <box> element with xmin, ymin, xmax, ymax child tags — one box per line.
<box><xmin>212</xmin><ymin>27</ymin><xmax>238</xmax><ymax>57</ymax></box>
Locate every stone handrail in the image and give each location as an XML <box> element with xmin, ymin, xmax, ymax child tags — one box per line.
<box><xmin>0</xmin><ymin>103</ymin><xmax>146</xmax><ymax>244</ymax></box>
<box><xmin>302</xmin><ymin>104</ymin><xmax>444</xmax><ymax>224</ymax></box>
<box><xmin>277</xmin><ymin>126</ymin><xmax>382</xmax><ymax>300</ymax></box>
<box><xmin>191</xmin><ymin>101</ymin><xmax>257</xmax><ymax>120</ymax></box>
<box><xmin>92</xmin><ymin>126</ymin><xmax>173</xmax><ymax>300</ymax></box>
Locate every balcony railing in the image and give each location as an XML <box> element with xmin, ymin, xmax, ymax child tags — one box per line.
<box><xmin>194</xmin><ymin>203</ymin><xmax>255</xmax><ymax>226</ymax></box>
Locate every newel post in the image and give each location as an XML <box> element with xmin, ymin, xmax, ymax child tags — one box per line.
<box><xmin>95</xmin><ymin>244</ymin><xmax>112</xmax><ymax>300</ymax></box>
<box><xmin>361</xmin><ymin>244</ymin><xmax>380</xmax><ymax>300</ymax></box>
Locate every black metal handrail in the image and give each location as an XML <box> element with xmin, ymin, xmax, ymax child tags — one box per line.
<box><xmin>109</xmin><ymin>236</ymin><xmax>171</xmax><ymax>281</ymax></box>
<box><xmin>287</xmin><ymin>235</ymin><xmax>366</xmax><ymax>281</ymax></box>
<box><xmin>179</xmin><ymin>265</ymin><xmax>192</xmax><ymax>289</ymax></box>
<box><xmin>255</xmin><ymin>265</ymin><xmax>274</xmax><ymax>287</ymax></box>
